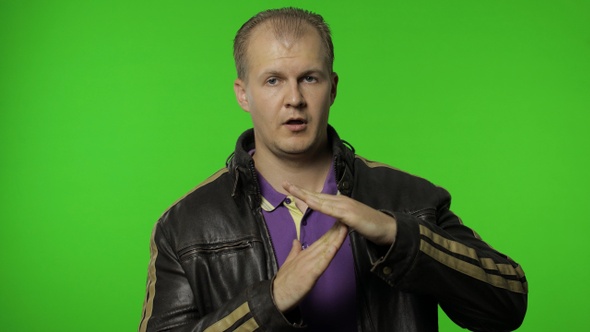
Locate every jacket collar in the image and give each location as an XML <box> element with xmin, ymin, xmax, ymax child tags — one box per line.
<box><xmin>227</xmin><ymin>125</ymin><xmax>355</xmax><ymax>206</ymax></box>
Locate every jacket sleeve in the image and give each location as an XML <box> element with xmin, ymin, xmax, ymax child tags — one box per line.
<box><xmin>138</xmin><ymin>221</ymin><xmax>303</xmax><ymax>332</ymax></box>
<box><xmin>369</xmin><ymin>186</ymin><xmax>528</xmax><ymax>332</ymax></box>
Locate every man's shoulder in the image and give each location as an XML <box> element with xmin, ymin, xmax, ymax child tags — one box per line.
<box><xmin>354</xmin><ymin>155</ymin><xmax>420</xmax><ymax>180</ymax></box>
<box><xmin>354</xmin><ymin>155</ymin><xmax>403</xmax><ymax>172</ymax></box>
<box><xmin>351</xmin><ymin>154</ymin><xmax>450</xmax><ymax>211</ymax></box>
<box><xmin>352</xmin><ymin>154</ymin><xmax>440</xmax><ymax>192</ymax></box>
<box><xmin>152</xmin><ymin>166</ymin><xmax>261</xmax><ymax>251</ymax></box>
<box><xmin>158</xmin><ymin>167</ymin><xmax>233</xmax><ymax>220</ymax></box>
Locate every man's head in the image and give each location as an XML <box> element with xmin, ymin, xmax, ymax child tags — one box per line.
<box><xmin>233</xmin><ymin>8</ymin><xmax>338</xmax><ymax>162</ymax></box>
<box><xmin>233</xmin><ymin>7</ymin><xmax>334</xmax><ymax>80</ymax></box>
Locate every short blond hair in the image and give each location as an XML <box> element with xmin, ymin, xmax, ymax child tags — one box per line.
<box><xmin>233</xmin><ymin>7</ymin><xmax>334</xmax><ymax>79</ymax></box>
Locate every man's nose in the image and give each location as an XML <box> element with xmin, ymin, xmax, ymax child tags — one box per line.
<box><xmin>285</xmin><ymin>81</ymin><xmax>306</xmax><ymax>108</ymax></box>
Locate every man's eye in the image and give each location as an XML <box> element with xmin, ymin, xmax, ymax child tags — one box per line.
<box><xmin>266</xmin><ymin>78</ymin><xmax>278</xmax><ymax>85</ymax></box>
<box><xmin>303</xmin><ymin>76</ymin><xmax>317</xmax><ymax>83</ymax></box>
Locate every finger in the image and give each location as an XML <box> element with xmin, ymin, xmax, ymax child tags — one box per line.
<box><xmin>282</xmin><ymin>181</ymin><xmax>309</xmax><ymax>201</ymax></box>
<box><xmin>283</xmin><ymin>239</ymin><xmax>302</xmax><ymax>264</ymax></box>
<box><xmin>331</xmin><ymin>221</ymin><xmax>348</xmax><ymax>248</ymax></box>
<box><xmin>306</xmin><ymin>222</ymin><xmax>348</xmax><ymax>259</ymax></box>
<box><xmin>310</xmin><ymin>223</ymin><xmax>348</xmax><ymax>273</ymax></box>
<box><xmin>273</xmin><ymin>223</ymin><xmax>348</xmax><ymax>312</ymax></box>
<box><xmin>283</xmin><ymin>181</ymin><xmax>343</xmax><ymax>218</ymax></box>
<box><xmin>308</xmin><ymin>221</ymin><xmax>341</xmax><ymax>247</ymax></box>
<box><xmin>325</xmin><ymin>221</ymin><xmax>348</xmax><ymax>245</ymax></box>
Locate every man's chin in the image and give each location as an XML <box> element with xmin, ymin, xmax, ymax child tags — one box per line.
<box><xmin>281</xmin><ymin>149</ymin><xmax>309</xmax><ymax>158</ymax></box>
<box><xmin>277</xmin><ymin>143</ymin><xmax>328</xmax><ymax>161</ymax></box>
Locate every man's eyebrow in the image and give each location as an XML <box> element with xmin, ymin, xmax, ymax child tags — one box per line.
<box><xmin>258</xmin><ymin>68</ymin><xmax>328</xmax><ymax>79</ymax></box>
<box><xmin>300</xmin><ymin>69</ymin><xmax>326</xmax><ymax>77</ymax></box>
<box><xmin>262</xmin><ymin>70</ymin><xmax>283</xmax><ymax>77</ymax></box>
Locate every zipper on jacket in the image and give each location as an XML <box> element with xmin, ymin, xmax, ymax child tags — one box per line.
<box><xmin>409</xmin><ymin>207</ymin><xmax>436</xmax><ymax>221</ymax></box>
<box><xmin>247</xmin><ymin>158</ymin><xmax>280</xmax><ymax>276</ymax></box>
<box><xmin>178</xmin><ymin>240</ymin><xmax>256</xmax><ymax>261</ymax></box>
<box><xmin>350</xmin><ymin>233</ymin><xmax>376</xmax><ymax>331</ymax></box>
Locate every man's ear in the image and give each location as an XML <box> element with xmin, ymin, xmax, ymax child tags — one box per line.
<box><xmin>234</xmin><ymin>78</ymin><xmax>249</xmax><ymax>112</ymax></box>
<box><xmin>330</xmin><ymin>72</ymin><xmax>339</xmax><ymax>105</ymax></box>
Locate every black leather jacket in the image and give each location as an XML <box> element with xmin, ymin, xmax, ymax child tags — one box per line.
<box><xmin>139</xmin><ymin>127</ymin><xmax>527</xmax><ymax>332</ymax></box>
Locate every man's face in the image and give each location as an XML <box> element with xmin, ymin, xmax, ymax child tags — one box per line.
<box><xmin>234</xmin><ymin>25</ymin><xmax>338</xmax><ymax>161</ymax></box>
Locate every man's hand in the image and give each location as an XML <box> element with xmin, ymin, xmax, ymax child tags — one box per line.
<box><xmin>283</xmin><ymin>181</ymin><xmax>397</xmax><ymax>246</ymax></box>
<box><xmin>272</xmin><ymin>182</ymin><xmax>397</xmax><ymax>313</ymax></box>
<box><xmin>272</xmin><ymin>221</ymin><xmax>348</xmax><ymax>312</ymax></box>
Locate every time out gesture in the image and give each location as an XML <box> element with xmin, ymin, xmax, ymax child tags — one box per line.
<box><xmin>272</xmin><ymin>181</ymin><xmax>398</xmax><ymax>312</ymax></box>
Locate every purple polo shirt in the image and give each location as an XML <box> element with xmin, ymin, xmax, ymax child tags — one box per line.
<box><xmin>257</xmin><ymin>166</ymin><xmax>357</xmax><ymax>331</ymax></box>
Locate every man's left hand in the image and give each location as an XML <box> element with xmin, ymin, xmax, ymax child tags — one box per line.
<box><xmin>283</xmin><ymin>181</ymin><xmax>397</xmax><ymax>246</ymax></box>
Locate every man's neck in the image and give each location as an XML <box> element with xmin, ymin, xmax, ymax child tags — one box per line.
<box><xmin>253</xmin><ymin>147</ymin><xmax>333</xmax><ymax>196</ymax></box>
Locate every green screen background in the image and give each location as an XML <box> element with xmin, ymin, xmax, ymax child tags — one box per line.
<box><xmin>1</xmin><ymin>0</ymin><xmax>589</xmax><ymax>330</ymax></box>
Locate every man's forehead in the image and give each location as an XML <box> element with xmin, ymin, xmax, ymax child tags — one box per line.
<box><xmin>247</xmin><ymin>35</ymin><xmax>326</xmax><ymax>72</ymax></box>
<box><xmin>247</xmin><ymin>24</ymin><xmax>325</xmax><ymax>62</ymax></box>
<box><xmin>240</xmin><ymin>21</ymin><xmax>330</xmax><ymax>80</ymax></box>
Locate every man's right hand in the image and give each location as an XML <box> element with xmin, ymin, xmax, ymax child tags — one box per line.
<box><xmin>271</xmin><ymin>221</ymin><xmax>348</xmax><ymax>312</ymax></box>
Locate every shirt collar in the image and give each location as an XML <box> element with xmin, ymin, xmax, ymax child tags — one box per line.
<box><xmin>258</xmin><ymin>173</ymin><xmax>287</xmax><ymax>212</ymax></box>
<box><xmin>257</xmin><ymin>162</ymin><xmax>338</xmax><ymax>212</ymax></box>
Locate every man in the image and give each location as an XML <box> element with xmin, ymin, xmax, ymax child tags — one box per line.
<box><xmin>139</xmin><ymin>7</ymin><xmax>527</xmax><ymax>331</ymax></box>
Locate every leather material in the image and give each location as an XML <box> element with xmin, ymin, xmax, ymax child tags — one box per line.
<box><xmin>139</xmin><ymin>126</ymin><xmax>527</xmax><ymax>332</ymax></box>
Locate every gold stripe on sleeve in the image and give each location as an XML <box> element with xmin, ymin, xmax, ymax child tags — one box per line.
<box><xmin>235</xmin><ymin>317</ymin><xmax>260</xmax><ymax>331</ymax></box>
<box><xmin>420</xmin><ymin>240</ymin><xmax>526</xmax><ymax>293</ymax></box>
<box><xmin>203</xmin><ymin>302</ymin><xmax>252</xmax><ymax>332</ymax></box>
<box><xmin>419</xmin><ymin>224</ymin><xmax>526</xmax><ymax>294</ymax></box>
<box><xmin>138</xmin><ymin>226</ymin><xmax>159</xmax><ymax>332</ymax></box>
<box><xmin>356</xmin><ymin>155</ymin><xmax>400</xmax><ymax>170</ymax></box>
<box><xmin>161</xmin><ymin>168</ymin><xmax>229</xmax><ymax>216</ymax></box>
<box><xmin>515</xmin><ymin>264</ymin><xmax>526</xmax><ymax>279</ymax></box>
<box><xmin>420</xmin><ymin>225</ymin><xmax>478</xmax><ymax>260</ymax></box>
<box><xmin>480</xmin><ymin>258</ymin><xmax>522</xmax><ymax>277</ymax></box>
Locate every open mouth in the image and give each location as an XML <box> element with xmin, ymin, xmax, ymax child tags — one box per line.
<box><xmin>284</xmin><ymin>119</ymin><xmax>308</xmax><ymax>131</ymax></box>
<box><xmin>286</xmin><ymin>119</ymin><xmax>306</xmax><ymax>125</ymax></box>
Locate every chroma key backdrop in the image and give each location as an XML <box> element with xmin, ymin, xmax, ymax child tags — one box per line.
<box><xmin>1</xmin><ymin>1</ymin><xmax>589</xmax><ymax>331</ymax></box>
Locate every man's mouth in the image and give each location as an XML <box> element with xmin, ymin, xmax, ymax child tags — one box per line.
<box><xmin>284</xmin><ymin>119</ymin><xmax>308</xmax><ymax>131</ymax></box>
<box><xmin>285</xmin><ymin>119</ymin><xmax>307</xmax><ymax>125</ymax></box>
